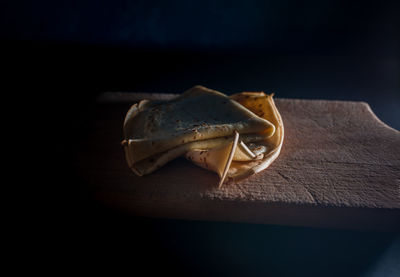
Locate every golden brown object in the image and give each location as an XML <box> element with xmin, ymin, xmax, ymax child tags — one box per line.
<box><xmin>122</xmin><ymin>86</ymin><xmax>283</xmax><ymax>187</ymax></box>
<box><xmin>185</xmin><ymin>92</ymin><xmax>284</xmax><ymax>186</ymax></box>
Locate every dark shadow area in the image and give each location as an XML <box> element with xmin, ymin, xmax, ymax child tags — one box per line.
<box><xmin>3</xmin><ymin>0</ymin><xmax>399</xmax><ymax>130</ymax></box>
<box><xmin>57</xmin><ymin>205</ymin><xmax>399</xmax><ymax>276</ymax></box>
<box><xmin>5</xmin><ymin>40</ymin><xmax>399</xmax><ymax>132</ymax></box>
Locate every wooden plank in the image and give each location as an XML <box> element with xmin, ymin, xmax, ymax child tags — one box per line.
<box><xmin>78</xmin><ymin>92</ymin><xmax>400</xmax><ymax>231</ymax></box>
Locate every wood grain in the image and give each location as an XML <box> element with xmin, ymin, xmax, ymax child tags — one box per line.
<box><xmin>78</xmin><ymin>92</ymin><xmax>400</xmax><ymax>231</ymax></box>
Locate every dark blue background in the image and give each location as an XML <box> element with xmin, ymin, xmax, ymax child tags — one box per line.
<box><xmin>4</xmin><ymin>1</ymin><xmax>399</xmax><ymax>276</ymax></box>
<box><xmin>2</xmin><ymin>0</ymin><xmax>399</xmax><ymax>54</ymax></box>
<box><xmin>2</xmin><ymin>0</ymin><xmax>399</xmax><ymax>129</ymax></box>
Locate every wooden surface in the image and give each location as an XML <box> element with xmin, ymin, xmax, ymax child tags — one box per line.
<box><xmin>78</xmin><ymin>92</ymin><xmax>400</xmax><ymax>231</ymax></box>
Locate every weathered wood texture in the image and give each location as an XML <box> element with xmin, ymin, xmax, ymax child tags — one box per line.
<box><xmin>78</xmin><ymin>92</ymin><xmax>400</xmax><ymax>231</ymax></box>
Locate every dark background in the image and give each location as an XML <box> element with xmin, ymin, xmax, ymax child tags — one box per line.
<box><xmin>3</xmin><ymin>0</ymin><xmax>399</xmax><ymax>276</ymax></box>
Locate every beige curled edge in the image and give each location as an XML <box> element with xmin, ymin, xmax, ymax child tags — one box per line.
<box><xmin>185</xmin><ymin>92</ymin><xmax>284</xmax><ymax>187</ymax></box>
